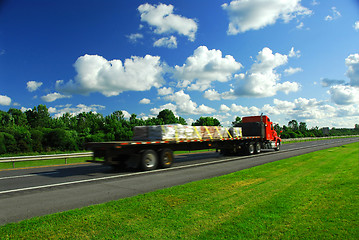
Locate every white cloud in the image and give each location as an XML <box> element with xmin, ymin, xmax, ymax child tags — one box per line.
<box><xmin>157</xmin><ymin>87</ymin><xmax>173</xmax><ymax>96</ymax></box>
<box><xmin>139</xmin><ymin>98</ymin><xmax>151</xmax><ymax>104</ymax></box>
<box><xmin>50</xmin><ymin>104</ymin><xmax>106</xmax><ymax>118</ymax></box>
<box><xmin>235</xmin><ymin>47</ymin><xmax>300</xmax><ymax>97</ymax></box>
<box><xmin>121</xmin><ymin>110</ymin><xmax>131</xmax><ymax>119</ymax></box>
<box><xmin>174</xmin><ymin>46</ymin><xmax>243</xmax><ymax>91</ymax></box>
<box><xmin>0</xmin><ymin>94</ymin><xmax>11</xmax><ymax>106</ymax></box>
<box><xmin>159</xmin><ymin>90</ymin><xmax>215</xmax><ymax>115</ymax></box>
<box><xmin>220</xmin><ymin>104</ymin><xmax>231</xmax><ymax>112</ymax></box>
<box><xmin>222</xmin><ymin>0</ymin><xmax>312</xmax><ymax>34</ymax></box>
<box><xmin>324</xmin><ymin>7</ymin><xmax>341</xmax><ymax>21</ymax></box>
<box><xmin>127</xmin><ymin>33</ymin><xmax>144</xmax><ymax>43</ymax></box>
<box><xmin>311</xmin><ymin>0</ymin><xmax>319</xmax><ymax>6</ymax></box>
<box><xmin>345</xmin><ymin>53</ymin><xmax>359</xmax><ymax>86</ymax></box>
<box><xmin>138</xmin><ymin>3</ymin><xmax>197</xmax><ymax>41</ymax></box>
<box><xmin>56</xmin><ymin>54</ymin><xmax>164</xmax><ymax>97</ymax></box>
<box><xmin>20</xmin><ymin>107</ymin><xmax>32</xmax><ymax>112</ymax></box>
<box><xmin>150</xmin><ymin>103</ymin><xmax>178</xmax><ymax>116</ymax></box>
<box><xmin>203</xmin><ymin>89</ymin><xmax>221</xmax><ymax>101</ymax></box>
<box><xmin>284</xmin><ymin>67</ymin><xmax>303</xmax><ymax>75</ymax></box>
<box><xmin>41</xmin><ymin>92</ymin><xmax>71</xmax><ymax>102</ymax></box>
<box><xmin>153</xmin><ymin>36</ymin><xmax>177</xmax><ymax>48</ymax></box>
<box><xmin>288</xmin><ymin>47</ymin><xmax>301</xmax><ymax>58</ymax></box>
<box><xmin>329</xmin><ymin>85</ymin><xmax>359</xmax><ymax>105</ymax></box>
<box><xmin>230</xmin><ymin>104</ymin><xmax>260</xmax><ymax>116</ymax></box>
<box><xmin>221</xmin><ymin>88</ymin><xmax>237</xmax><ymax>100</ymax></box>
<box><xmin>320</xmin><ymin>78</ymin><xmax>345</xmax><ymax>87</ymax></box>
<box><xmin>354</xmin><ymin>21</ymin><xmax>359</xmax><ymax>31</ymax></box>
<box><xmin>26</xmin><ymin>81</ymin><xmax>43</xmax><ymax>92</ymax></box>
<box><xmin>296</xmin><ymin>22</ymin><xmax>304</xmax><ymax>29</ymax></box>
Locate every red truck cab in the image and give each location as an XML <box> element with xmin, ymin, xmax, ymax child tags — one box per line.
<box><xmin>241</xmin><ymin>115</ymin><xmax>281</xmax><ymax>148</ymax></box>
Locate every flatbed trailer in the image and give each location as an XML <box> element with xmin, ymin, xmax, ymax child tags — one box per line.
<box><xmin>86</xmin><ymin>115</ymin><xmax>281</xmax><ymax>171</ymax></box>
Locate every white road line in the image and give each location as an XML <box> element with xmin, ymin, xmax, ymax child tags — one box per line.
<box><xmin>0</xmin><ymin>139</ymin><xmax>356</xmax><ymax>195</ymax></box>
<box><xmin>0</xmin><ymin>172</ymin><xmax>58</xmax><ymax>181</ymax></box>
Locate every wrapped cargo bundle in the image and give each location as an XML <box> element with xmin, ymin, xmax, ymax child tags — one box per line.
<box><xmin>132</xmin><ymin>125</ymin><xmax>240</xmax><ymax>141</ymax></box>
<box><xmin>229</xmin><ymin>127</ymin><xmax>242</xmax><ymax>138</ymax></box>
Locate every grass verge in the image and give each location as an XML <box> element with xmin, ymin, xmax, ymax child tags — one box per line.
<box><xmin>1</xmin><ymin>142</ymin><xmax>358</xmax><ymax>239</ymax></box>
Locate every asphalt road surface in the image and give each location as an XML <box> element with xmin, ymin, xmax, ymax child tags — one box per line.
<box><xmin>0</xmin><ymin>138</ymin><xmax>358</xmax><ymax>225</ymax></box>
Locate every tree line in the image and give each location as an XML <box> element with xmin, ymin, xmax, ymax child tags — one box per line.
<box><xmin>0</xmin><ymin>105</ymin><xmax>358</xmax><ymax>155</ymax></box>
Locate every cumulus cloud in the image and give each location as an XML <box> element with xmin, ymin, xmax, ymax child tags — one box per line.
<box><xmin>174</xmin><ymin>46</ymin><xmax>243</xmax><ymax>91</ymax></box>
<box><xmin>320</xmin><ymin>78</ymin><xmax>345</xmax><ymax>87</ymax></box>
<box><xmin>158</xmin><ymin>90</ymin><xmax>215</xmax><ymax>115</ymax></box>
<box><xmin>56</xmin><ymin>54</ymin><xmax>164</xmax><ymax>97</ymax></box>
<box><xmin>222</xmin><ymin>0</ymin><xmax>312</xmax><ymax>34</ymax></box>
<box><xmin>139</xmin><ymin>98</ymin><xmax>151</xmax><ymax>104</ymax></box>
<box><xmin>203</xmin><ymin>89</ymin><xmax>221</xmax><ymax>101</ymax></box>
<box><xmin>220</xmin><ymin>104</ymin><xmax>231</xmax><ymax>112</ymax></box>
<box><xmin>345</xmin><ymin>53</ymin><xmax>359</xmax><ymax>86</ymax></box>
<box><xmin>153</xmin><ymin>36</ymin><xmax>177</xmax><ymax>48</ymax></box>
<box><xmin>230</xmin><ymin>104</ymin><xmax>260</xmax><ymax>116</ymax></box>
<box><xmin>284</xmin><ymin>67</ymin><xmax>303</xmax><ymax>75</ymax></box>
<box><xmin>324</xmin><ymin>7</ymin><xmax>341</xmax><ymax>21</ymax></box>
<box><xmin>329</xmin><ymin>85</ymin><xmax>359</xmax><ymax>105</ymax></box>
<box><xmin>26</xmin><ymin>81</ymin><xmax>43</xmax><ymax>92</ymax></box>
<box><xmin>235</xmin><ymin>47</ymin><xmax>300</xmax><ymax>97</ymax></box>
<box><xmin>50</xmin><ymin>104</ymin><xmax>106</xmax><ymax>118</ymax></box>
<box><xmin>138</xmin><ymin>3</ymin><xmax>197</xmax><ymax>41</ymax></box>
<box><xmin>354</xmin><ymin>21</ymin><xmax>359</xmax><ymax>31</ymax></box>
<box><xmin>127</xmin><ymin>33</ymin><xmax>144</xmax><ymax>43</ymax></box>
<box><xmin>41</xmin><ymin>92</ymin><xmax>71</xmax><ymax>102</ymax></box>
<box><xmin>0</xmin><ymin>94</ymin><xmax>11</xmax><ymax>106</ymax></box>
<box><xmin>157</xmin><ymin>87</ymin><xmax>173</xmax><ymax>96</ymax></box>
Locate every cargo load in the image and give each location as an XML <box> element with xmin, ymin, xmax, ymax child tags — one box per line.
<box><xmin>132</xmin><ymin>125</ymin><xmax>242</xmax><ymax>141</ymax></box>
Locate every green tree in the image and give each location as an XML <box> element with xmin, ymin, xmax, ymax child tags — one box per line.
<box><xmin>8</xmin><ymin>108</ymin><xmax>28</xmax><ymax>126</ymax></box>
<box><xmin>192</xmin><ymin>117</ymin><xmax>221</xmax><ymax>126</ymax></box>
<box><xmin>26</xmin><ymin>104</ymin><xmax>51</xmax><ymax>128</ymax></box>
<box><xmin>232</xmin><ymin>116</ymin><xmax>242</xmax><ymax>126</ymax></box>
<box><xmin>288</xmin><ymin>120</ymin><xmax>298</xmax><ymax>131</ymax></box>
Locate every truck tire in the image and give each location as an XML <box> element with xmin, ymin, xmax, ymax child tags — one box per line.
<box><xmin>158</xmin><ymin>148</ymin><xmax>174</xmax><ymax>168</ymax></box>
<box><xmin>254</xmin><ymin>142</ymin><xmax>261</xmax><ymax>154</ymax></box>
<box><xmin>139</xmin><ymin>150</ymin><xmax>158</xmax><ymax>171</ymax></box>
<box><xmin>246</xmin><ymin>143</ymin><xmax>255</xmax><ymax>155</ymax></box>
<box><xmin>275</xmin><ymin>141</ymin><xmax>281</xmax><ymax>151</ymax></box>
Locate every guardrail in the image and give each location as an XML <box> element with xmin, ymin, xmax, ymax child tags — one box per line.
<box><xmin>281</xmin><ymin>135</ymin><xmax>359</xmax><ymax>142</ymax></box>
<box><xmin>0</xmin><ymin>152</ymin><xmax>93</xmax><ymax>168</ymax></box>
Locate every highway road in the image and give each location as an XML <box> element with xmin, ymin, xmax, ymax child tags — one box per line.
<box><xmin>0</xmin><ymin>138</ymin><xmax>358</xmax><ymax>225</ymax></box>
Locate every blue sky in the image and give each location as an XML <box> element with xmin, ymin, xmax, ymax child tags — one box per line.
<box><xmin>1</xmin><ymin>0</ymin><xmax>359</xmax><ymax>128</ymax></box>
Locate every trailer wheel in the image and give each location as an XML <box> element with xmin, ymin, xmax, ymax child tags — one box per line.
<box><xmin>246</xmin><ymin>143</ymin><xmax>255</xmax><ymax>155</ymax></box>
<box><xmin>254</xmin><ymin>142</ymin><xmax>261</xmax><ymax>154</ymax></box>
<box><xmin>275</xmin><ymin>141</ymin><xmax>281</xmax><ymax>151</ymax></box>
<box><xmin>140</xmin><ymin>150</ymin><xmax>158</xmax><ymax>171</ymax></box>
<box><xmin>158</xmin><ymin>148</ymin><xmax>174</xmax><ymax>168</ymax></box>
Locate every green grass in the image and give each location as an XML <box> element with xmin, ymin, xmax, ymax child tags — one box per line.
<box><xmin>1</xmin><ymin>142</ymin><xmax>358</xmax><ymax>239</ymax></box>
<box><xmin>0</xmin><ymin>157</ymin><xmax>93</xmax><ymax>170</ymax></box>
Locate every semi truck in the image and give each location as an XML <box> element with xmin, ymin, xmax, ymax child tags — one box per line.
<box><xmin>86</xmin><ymin>115</ymin><xmax>281</xmax><ymax>171</ymax></box>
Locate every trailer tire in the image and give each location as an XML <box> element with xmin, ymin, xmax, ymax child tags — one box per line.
<box><xmin>139</xmin><ymin>150</ymin><xmax>158</xmax><ymax>171</ymax></box>
<box><xmin>158</xmin><ymin>148</ymin><xmax>174</xmax><ymax>168</ymax></box>
<box><xmin>246</xmin><ymin>143</ymin><xmax>255</xmax><ymax>155</ymax></box>
<box><xmin>254</xmin><ymin>142</ymin><xmax>261</xmax><ymax>154</ymax></box>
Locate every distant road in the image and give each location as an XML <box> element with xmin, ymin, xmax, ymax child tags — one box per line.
<box><xmin>0</xmin><ymin>138</ymin><xmax>358</xmax><ymax>225</ymax></box>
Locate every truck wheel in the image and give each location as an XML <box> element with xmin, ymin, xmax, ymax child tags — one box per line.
<box><xmin>158</xmin><ymin>148</ymin><xmax>174</xmax><ymax>168</ymax></box>
<box><xmin>254</xmin><ymin>142</ymin><xmax>261</xmax><ymax>154</ymax></box>
<box><xmin>275</xmin><ymin>141</ymin><xmax>281</xmax><ymax>151</ymax></box>
<box><xmin>246</xmin><ymin>143</ymin><xmax>255</xmax><ymax>155</ymax></box>
<box><xmin>140</xmin><ymin>150</ymin><xmax>158</xmax><ymax>171</ymax></box>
